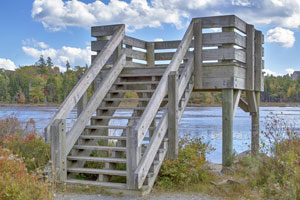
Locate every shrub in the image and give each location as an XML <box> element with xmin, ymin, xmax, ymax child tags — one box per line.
<box><xmin>156</xmin><ymin>135</ymin><xmax>213</xmax><ymax>189</ymax></box>
<box><xmin>0</xmin><ymin>116</ymin><xmax>22</xmax><ymax>137</ymax></box>
<box><xmin>257</xmin><ymin>115</ymin><xmax>300</xmax><ymax>199</ymax></box>
<box><xmin>0</xmin><ymin>147</ymin><xmax>50</xmax><ymax>200</ymax></box>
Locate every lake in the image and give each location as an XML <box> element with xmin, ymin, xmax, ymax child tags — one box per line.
<box><xmin>1</xmin><ymin>105</ymin><xmax>300</xmax><ymax>163</ymax></box>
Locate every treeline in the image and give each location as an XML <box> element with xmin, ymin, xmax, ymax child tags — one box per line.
<box><xmin>0</xmin><ymin>56</ymin><xmax>88</xmax><ymax>104</ymax></box>
<box><xmin>0</xmin><ymin>56</ymin><xmax>299</xmax><ymax>104</ymax></box>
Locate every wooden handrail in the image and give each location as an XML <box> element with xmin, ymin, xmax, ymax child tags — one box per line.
<box><xmin>45</xmin><ymin>25</ymin><xmax>125</xmax><ymax>141</ymax></box>
<box><xmin>134</xmin><ymin>20</ymin><xmax>194</xmax><ymax>146</ymax></box>
<box><xmin>134</xmin><ymin>56</ymin><xmax>194</xmax><ymax>188</ymax></box>
<box><xmin>66</xmin><ymin>52</ymin><xmax>126</xmax><ymax>155</ymax></box>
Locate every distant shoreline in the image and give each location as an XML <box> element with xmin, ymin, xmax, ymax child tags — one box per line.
<box><xmin>1</xmin><ymin>102</ymin><xmax>299</xmax><ymax>107</ymax></box>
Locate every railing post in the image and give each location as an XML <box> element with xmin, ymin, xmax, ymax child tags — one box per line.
<box><xmin>167</xmin><ymin>71</ymin><xmax>179</xmax><ymax>160</ymax></box>
<box><xmin>194</xmin><ymin>19</ymin><xmax>203</xmax><ymax>89</ymax></box>
<box><xmin>246</xmin><ymin>24</ymin><xmax>255</xmax><ymax>90</ymax></box>
<box><xmin>126</xmin><ymin>125</ymin><xmax>141</xmax><ymax>189</ymax></box>
<box><xmin>251</xmin><ymin>91</ymin><xmax>260</xmax><ymax>155</ymax></box>
<box><xmin>50</xmin><ymin>119</ymin><xmax>67</xmax><ymax>181</ymax></box>
<box><xmin>77</xmin><ymin>75</ymin><xmax>88</xmax><ymax>117</ymax></box>
<box><xmin>146</xmin><ymin>42</ymin><xmax>155</xmax><ymax>67</ymax></box>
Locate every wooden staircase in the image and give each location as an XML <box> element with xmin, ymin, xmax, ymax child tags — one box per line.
<box><xmin>46</xmin><ymin>20</ymin><xmax>195</xmax><ymax>194</ymax></box>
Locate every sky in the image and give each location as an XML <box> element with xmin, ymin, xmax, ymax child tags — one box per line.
<box><xmin>0</xmin><ymin>0</ymin><xmax>299</xmax><ymax>76</ymax></box>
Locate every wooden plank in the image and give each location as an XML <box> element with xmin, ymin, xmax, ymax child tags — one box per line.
<box><xmin>67</xmin><ymin>168</ymin><xmax>126</xmax><ymax>176</ymax></box>
<box><xmin>146</xmin><ymin>42</ymin><xmax>155</xmax><ymax>67</ymax></box>
<box><xmin>77</xmin><ymin>91</ymin><xmax>88</xmax><ymax>117</ymax></box>
<box><xmin>202</xmin><ymin>65</ymin><xmax>246</xmax><ymax>79</ymax></box>
<box><xmin>125</xmin><ymin>61</ymin><xmax>147</xmax><ymax>68</ymax></box>
<box><xmin>124</xmin><ymin>48</ymin><xmax>147</xmax><ymax>60</ymax></box>
<box><xmin>194</xmin><ymin>20</ymin><xmax>203</xmax><ymax>89</ymax></box>
<box><xmin>154</xmin><ymin>32</ymin><xmax>245</xmax><ymax>49</ymax></box>
<box><xmin>251</xmin><ymin>92</ymin><xmax>260</xmax><ymax>155</ymax></box>
<box><xmin>66</xmin><ymin>53</ymin><xmax>126</xmax><ymax>155</ymax></box>
<box><xmin>73</xmin><ymin>145</ymin><xmax>126</xmax><ymax>151</ymax></box>
<box><xmin>135</xmin><ymin>20</ymin><xmax>194</xmax><ymax>146</ymax></box>
<box><xmin>195</xmin><ymin>15</ymin><xmax>246</xmax><ymax>33</ymax></box>
<box><xmin>50</xmin><ymin>119</ymin><xmax>67</xmax><ymax>181</ymax></box>
<box><xmin>222</xmin><ymin>89</ymin><xmax>234</xmax><ymax>167</ymax></box>
<box><xmin>178</xmin><ymin>57</ymin><xmax>194</xmax><ymax>98</ymax></box>
<box><xmin>155</xmin><ymin>51</ymin><xmax>192</xmax><ymax>61</ymax></box>
<box><xmin>92</xmin><ymin>24</ymin><xmax>123</xmax><ymax>37</ymax></box>
<box><xmin>246</xmin><ymin>90</ymin><xmax>257</xmax><ymax>113</ymax></box>
<box><xmin>202</xmin><ymin>77</ymin><xmax>246</xmax><ymax>89</ymax></box>
<box><xmin>238</xmin><ymin>98</ymin><xmax>249</xmax><ymax>112</ymax></box>
<box><xmin>45</xmin><ymin>25</ymin><xmax>125</xmax><ymax>141</ymax></box>
<box><xmin>246</xmin><ymin>24</ymin><xmax>255</xmax><ymax>90</ymax></box>
<box><xmin>203</xmin><ymin>48</ymin><xmax>246</xmax><ymax>63</ymax></box>
<box><xmin>233</xmin><ymin>90</ymin><xmax>241</xmax><ymax>117</ymax></box>
<box><xmin>124</xmin><ymin>36</ymin><xmax>146</xmax><ymax>49</ymax></box>
<box><xmin>254</xmin><ymin>30</ymin><xmax>263</xmax><ymax>91</ymax></box>
<box><xmin>167</xmin><ymin>71</ymin><xmax>179</xmax><ymax>160</ymax></box>
<box><xmin>68</xmin><ymin>156</ymin><xmax>127</xmax><ymax>163</ymax></box>
<box><xmin>66</xmin><ymin>179</ymin><xmax>127</xmax><ymax>189</ymax></box>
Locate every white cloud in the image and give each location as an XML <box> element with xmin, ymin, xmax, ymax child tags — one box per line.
<box><xmin>22</xmin><ymin>44</ymin><xmax>92</xmax><ymax>67</ymax></box>
<box><xmin>31</xmin><ymin>0</ymin><xmax>300</xmax><ymax>32</ymax></box>
<box><xmin>266</xmin><ymin>27</ymin><xmax>295</xmax><ymax>48</ymax></box>
<box><xmin>22</xmin><ymin>38</ymin><xmax>49</xmax><ymax>49</ymax></box>
<box><xmin>263</xmin><ymin>69</ymin><xmax>279</xmax><ymax>76</ymax></box>
<box><xmin>154</xmin><ymin>38</ymin><xmax>163</xmax><ymax>42</ymax></box>
<box><xmin>0</xmin><ymin>58</ymin><xmax>16</xmax><ymax>71</ymax></box>
<box><xmin>286</xmin><ymin>68</ymin><xmax>294</xmax><ymax>75</ymax></box>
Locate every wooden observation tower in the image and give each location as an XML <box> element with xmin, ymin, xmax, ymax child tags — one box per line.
<box><xmin>47</xmin><ymin>15</ymin><xmax>264</xmax><ymax>194</ymax></box>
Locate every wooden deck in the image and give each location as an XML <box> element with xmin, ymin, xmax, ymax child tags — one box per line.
<box><xmin>47</xmin><ymin>15</ymin><xmax>264</xmax><ymax>195</ymax></box>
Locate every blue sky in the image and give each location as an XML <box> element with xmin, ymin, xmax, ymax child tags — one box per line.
<box><xmin>0</xmin><ymin>0</ymin><xmax>299</xmax><ymax>75</ymax></box>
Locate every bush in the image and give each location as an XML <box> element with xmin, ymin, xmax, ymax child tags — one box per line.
<box><xmin>0</xmin><ymin>117</ymin><xmax>50</xmax><ymax>171</ymax></box>
<box><xmin>256</xmin><ymin>115</ymin><xmax>300</xmax><ymax>199</ymax></box>
<box><xmin>0</xmin><ymin>147</ymin><xmax>50</xmax><ymax>200</ymax></box>
<box><xmin>156</xmin><ymin>135</ymin><xmax>213</xmax><ymax>189</ymax></box>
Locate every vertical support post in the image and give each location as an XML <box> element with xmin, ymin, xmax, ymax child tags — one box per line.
<box><xmin>222</xmin><ymin>89</ymin><xmax>233</xmax><ymax>167</ymax></box>
<box><xmin>167</xmin><ymin>71</ymin><xmax>179</xmax><ymax>160</ymax></box>
<box><xmin>194</xmin><ymin>20</ymin><xmax>203</xmax><ymax>89</ymax></box>
<box><xmin>255</xmin><ymin>30</ymin><xmax>263</xmax><ymax>91</ymax></box>
<box><xmin>246</xmin><ymin>24</ymin><xmax>255</xmax><ymax>90</ymax></box>
<box><xmin>146</xmin><ymin>42</ymin><xmax>155</xmax><ymax>67</ymax></box>
<box><xmin>251</xmin><ymin>91</ymin><xmax>260</xmax><ymax>155</ymax></box>
<box><xmin>126</xmin><ymin>126</ymin><xmax>141</xmax><ymax>189</ymax></box>
<box><xmin>51</xmin><ymin>119</ymin><xmax>67</xmax><ymax>181</ymax></box>
<box><xmin>77</xmin><ymin>75</ymin><xmax>88</xmax><ymax>117</ymax></box>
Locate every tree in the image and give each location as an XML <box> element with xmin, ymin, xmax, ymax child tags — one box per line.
<box><xmin>0</xmin><ymin>69</ymin><xmax>9</xmax><ymax>102</ymax></box>
<box><xmin>35</xmin><ymin>55</ymin><xmax>47</xmax><ymax>74</ymax></box>
<box><xmin>66</xmin><ymin>61</ymin><xmax>71</xmax><ymax>71</ymax></box>
<box><xmin>46</xmin><ymin>57</ymin><xmax>53</xmax><ymax>67</ymax></box>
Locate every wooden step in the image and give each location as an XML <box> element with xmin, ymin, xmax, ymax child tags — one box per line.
<box><xmin>104</xmin><ymin>98</ymin><xmax>168</xmax><ymax>102</ymax></box>
<box><xmin>73</xmin><ymin>145</ymin><xmax>127</xmax><ymax>151</ymax></box>
<box><xmin>119</xmin><ymin>73</ymin><xmax>163</xmax><ymax>77</ymax></box>
<box><xmin>114</xmin><ymin>81</ymin><xmax>159</xmax><ymax>85</ymax></box>
<box><xmin>67</xmin><ymin>168</ymin><xmax>127</xmax><ymax>176</ymax></box>
<box><xmin>68</xmin><ymin>156</ymin><xmax>127</xmax><ymax>163</ymax></box>
<box><xmin>85</xmin><ymin>125</ymin><xmax>156</xmax><ymax>131</ymax></box>
<box><xmin>80</xmin><ymin>135</ymin><xmax>127</xmax><ymax>140</ymax></box>
<box><xmin>109</xmin><ymin>90</ymin><xmax>155</xmax><ymax>93</ymax></box>
<box><xmin>98</xmin><ymin>107</ymin><xmax>166</xmax><ymax>111</ymax></box>
<box><xmin>91</xmin><ymin>116</ymin><xmax>140</xmax><ymax>120</ymax></box>
<box><xmin>65</xmin><ymin>179</ymin><xmax>127</xmax><ymax>189</ymax></box>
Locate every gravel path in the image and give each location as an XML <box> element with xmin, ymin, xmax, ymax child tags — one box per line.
<box><xmin>57</xmin><ymin>193</ymin><xmax>219</xmax><ymax>200</ymax></box>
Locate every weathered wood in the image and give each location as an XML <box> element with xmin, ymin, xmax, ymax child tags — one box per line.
<box><xmin>124</xmin><ymin>36</ymin><xmax>146</xmax><ymax>49</ymax></box>
<box><xmin>239</xmin><ymin>98</ymin><xmax>249</xmax><ymax>112</ymax></box>
<box><xmin>233</xmin><ymin>90</ymin><xmax>241</xmax><ymax>117</ymax></box>
<box><xmin>246</xmin><ymin>24</ymin><xmax>255</xmax><ymax>90</ymax></box>
<box><xmin>154</xmin><ymin>32</ymin><xmax>246</xmax><ymax>49</ymax></box>
<box><xmin>255</xmin><ymin>30</ymin><xmax>263</xmax><ymax>91</ymax></box>
<box><xmin>146</xmin><ymin>42</ymin><xmax>155</xmax><ymax>67</ymax></box>
<box><xmin>194</xmin><ymin>20</ymin><xmax>203</xmax><ymax>88</ymax></box>
<box><xmin>77</xmin><ymin>91</ymin><xmax>88</xmax><ymax>117</ymax></box>
<box><xmin>202</xmin><ymin>64</ymin><xmax>246</xmax><ymax>78</ymax></box>
<box><xmin>246</xmin><ymin>91</ymin><xmax>257</xmax><ymax>113</ymax></box>
<box><xmin>51</xmin><ymin>119</ymin><xmax>67</xmax><ymax>181</ymax></box>
<box><xmin>202</xmin><ymin>77</ymin><xmax>245</xmax><ymax>89</ymax></box>
<box><xmin>45</xmin><ymin>25</ymin><xmax>125</xmax><ymax>141</ymax></box>
<box><xmin>134</xmin><ymin>57</ymin><xmax>194</xmax><ymax>188</ymax></box>
<box><xmin>251</xmin><ymin>92</ymin><xmax>260</xmax><ymax>155</ymax></box>
<box><xmin>135</xmin><ymin>20</ymin><xmax>194</xmax><ymax>146</ymax></box>
<box><xmin>194</xmin><ymin>15</ymin><xmax>246</xmax><ymax>33</ymax></box>
<box><xmin>92</xmin><ymin>24</ymin><xmax>123</xmax><ymax>37</ymax></box>
<box><xmin>222</xmin><ymin>89</ymin><xmax>233</xmax><ymax>167</ymax></box>
<box><xmin>124</xmin><ymin>48</ymin><xmax>147</xmax><ymax>60</ymax></box>
<box><xmin>167</xmin><ymin>71</ymin><xmax>179</xmax><ymax>160</ymax></box>
<box><xmin>66</xmin><ymin>53</ymin><xmax>126</xmax><ymax>155</ymax></box>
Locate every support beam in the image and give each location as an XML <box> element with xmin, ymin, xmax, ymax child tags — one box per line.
<box><xmin>146</xmin><ymin>42</ymin><xmax>155</xmax><ymax>67</ymax></box>
<box><xmin>238</xmin><ymin>98</ymin><xmax>249</xmax><ymax>112</ymax></box>
<box><xmin>233</xmin><ymin>90</ymin><xmax>241</xmax><ymax>117</ymax></box>
<box><xmin>167</xmin><ymin>71</ymin><xmax>179</xmax><ymax>160</ymax></box>
<box><xmin>194</xmin><ymin>20</ymin><xmax>203</xmax><ymax>89</ymax></box>
<box><xmin>222</xmin><ymin>89</ymin><xmax>233</xmax><ymax>167</ymax></box>
<box><xmin>246</xmin><ymin>24</ymin><xmax>255</xmax><ymax>90</ymax></box>
<box><xmin>251</xmin><ymin>91</ymin><xmax>260</xmax><ymax>155</ymax></box>
<box><xmin>255</xmin><ymin>30</ymin><xmax>263</xmax><ymax>91</ymax></box>
<box><xmin>77</xmin><ymin>91</ymin><xmax>88</xmax><ymax>117</ymax></box>
<box><xmin>246</xmin><ymin>91</ymin><xmax>257</xmax><ymax>113</ymax></box>
<box><xmin>51</xmin><ymin>119</ymin><xmax>67</xmax><ymax>181</ymax></box>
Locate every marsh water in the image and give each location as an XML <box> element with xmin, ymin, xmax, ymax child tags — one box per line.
<box><xmin>1</xmin><ymin>105</ymin><xmax>300</xmax><ymax>163</ymax></box>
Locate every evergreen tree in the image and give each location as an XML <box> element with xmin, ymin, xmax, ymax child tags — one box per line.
<box><xmin>46</xmin><ymin>57</ymin><xmax>53</xmax><ymax>67</ymax></box>
<box><xmin>66</xmin><ymin>61</ymin><xmax>71</xmax><ymax>71</ymax></box>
